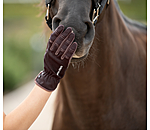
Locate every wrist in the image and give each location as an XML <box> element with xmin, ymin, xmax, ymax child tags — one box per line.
<box><xmin>35</xmin><ymin>70</ymin><xmax>60</xmax><ymax>92</ymax></box>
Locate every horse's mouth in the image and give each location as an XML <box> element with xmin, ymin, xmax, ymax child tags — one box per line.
<box><xmin>71</xmin><ymin>40</ymin><xmax>92</xmax><ymax>63</ymax></box>
<box><xmin>71</xmin><ymin>53</ymin><xmax>88</xmax><ymax>63</ymax></box>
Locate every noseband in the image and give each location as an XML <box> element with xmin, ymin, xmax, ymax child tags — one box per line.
<box><xmin>45</xmin><ymin>0</ymin><xmax>110</xmax><ymax>30</ymax></box>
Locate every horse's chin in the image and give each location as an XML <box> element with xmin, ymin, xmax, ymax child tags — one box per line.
<box><xmin>71</xmin><ymin>53</ymin><xmax>88</xmax><ymax>63</ymax></box>
<box><xmin>71</xmin><ymin>41</ymin><xmax>92</xmax><ymax>63</ymax></box>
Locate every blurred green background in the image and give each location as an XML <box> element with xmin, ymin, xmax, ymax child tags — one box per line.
<box><xmin>3</xmin><ymin>0</ymin><xmax>147</xmax><ymax>94</ymax></box>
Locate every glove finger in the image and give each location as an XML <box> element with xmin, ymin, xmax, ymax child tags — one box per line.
<box><xmin>55</xmin><ymin>32</ymin><xmax>75</xmax><ymax>56</ymax></box>
<box><xmin>50</xmin><ymin>27</ymin><xmax>72</xmax><ymax>52</ymax></box>
<box><xmin>47</xmin><ymin>25</ymin><xmax>64</xmax><ymax>50</ymax></box>
<box><xmin>61</xmin><ymin>42</ymin><xmax>77</xmax><ymax>60</ymax></box>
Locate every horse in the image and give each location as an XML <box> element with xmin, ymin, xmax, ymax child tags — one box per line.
<box><xmin>41</xmin><ymin>0</ymin><xmax>147</xmax><ymax>129</ymax></box>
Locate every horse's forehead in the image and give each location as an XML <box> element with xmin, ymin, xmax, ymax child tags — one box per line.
<box><xmin>58</xmin><ymin>0</ymin><xmax>90</xmax><ymax>2</ymax></box>
<box><xmin>57</xmin><ymin>0</ymin><xmax>92</xmax><ymax>12</ymax></box>
<box><xmin>58</xmin><ymin>0</ymin><xmax>91</xmax><ymax>6</ymax></box>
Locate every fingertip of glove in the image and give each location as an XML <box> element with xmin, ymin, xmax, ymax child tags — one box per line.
<box><xmin>72</xmin><ymin>42</ymin><xmax>78</xmax><ymax>51</ymax></box>
<box><xmin>55</xmin><ymin>25</ymin><xmax>64</xmax><ymax>33</ymax></box>
<box><xmin>57</xmin><ymin>25</ymin><xmax>64</xmax><ymax>30</ymax></box>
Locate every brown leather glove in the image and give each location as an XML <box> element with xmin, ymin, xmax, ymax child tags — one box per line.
<box><xmin>35</xmin><ymin>25</ymin><xmax>77</xmax><ymax>91</ymax></box>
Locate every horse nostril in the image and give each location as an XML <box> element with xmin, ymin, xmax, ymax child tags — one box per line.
<box><xmin>85</xmin><ymin>22</ymin><xmax>90</xmax><ymax>36</ymax></box>
<box><xmin>52</xmin><ymin>17</ymin><xmax>61</xmax><ymax>31</ymax></box>
<box><xmin>84</xmin><ymin>21</ymin><xmax>95</xmax><ymax>44</ymax></box>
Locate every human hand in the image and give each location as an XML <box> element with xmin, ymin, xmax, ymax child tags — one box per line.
<box><xmin>35</xmin><ymin>25</ymin><xmax>77</xmax><ymax>91</ymax></box>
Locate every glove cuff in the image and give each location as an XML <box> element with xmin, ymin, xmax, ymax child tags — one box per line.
<box><xmin>35</xmin><ymin>71</ymin><xmax>61</xmax><ymax>91</ymax></box>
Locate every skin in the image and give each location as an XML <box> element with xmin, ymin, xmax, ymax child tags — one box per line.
<box><xmin>3</xmin><ymin>25</ymin><xmax>77</xmax><ymax>130</ymax></box>
<box><xmin>3</xmin><ymin>85</ymin><xmax>52</xmax><ymax>130</ymax></box>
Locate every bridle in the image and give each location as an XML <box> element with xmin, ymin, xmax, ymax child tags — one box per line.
<box><xmin>45</xmin><ymin>0</ymin><xmax>110</xmax><ymax>30</ymax></box>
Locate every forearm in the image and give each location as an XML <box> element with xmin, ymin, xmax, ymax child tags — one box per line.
<box><xmin>3</xmin><ymin>25</ymin><xmax>77</xmax><ymax>130</ymax></box>
<box><xmin>3</xmin><ymin>85</ymin><xmax>52</xmax><ymax>130</ymax></box>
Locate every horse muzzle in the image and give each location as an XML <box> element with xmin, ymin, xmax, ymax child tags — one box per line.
<box><xmin>52</xmin><ymin>10</ymin><xmax>95</xmax><ymax>62</ymax></box>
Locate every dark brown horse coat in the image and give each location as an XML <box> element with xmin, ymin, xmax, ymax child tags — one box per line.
<box><xmin>45</xmin><ymin>0</ymin><xmax>147</xmax><ymax>129</ymax></box>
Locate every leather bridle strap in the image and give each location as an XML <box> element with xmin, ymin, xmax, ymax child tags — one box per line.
<box><xmin>45</xmin><ymin>0</ymin><xmax>53</xmax><ymax>30</ymax></box>
<box><xmin>45</xmin><ymin>0</ymin><xmax>110</xmax><ymax>30</ymax></box>
<box><xmin>92</xmin><ymin>0</ymin><xmax>110</xmax><ymax>25</ymax></box>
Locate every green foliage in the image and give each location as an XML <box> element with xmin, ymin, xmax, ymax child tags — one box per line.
<box><xmin>118</xmin><ymin>0</ymin><xmax>147</xmax><ymax>22</ymax></box>
<box><xmin>3</xmin><ymin>3</ymin><xmax>45</xmax><ymax>93</ymax></box>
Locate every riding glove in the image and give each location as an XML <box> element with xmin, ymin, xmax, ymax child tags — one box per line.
<box><xmin>35</xmin><ymin>25</ymin><xmax>77</xmax><ymax>91</ymax></box>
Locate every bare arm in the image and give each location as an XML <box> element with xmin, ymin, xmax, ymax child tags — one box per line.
<box><xmin>3</xmin><ymin>84</ymin><xmax>52</xmax><ymax>130</ymax></box>
<box><xmin>3</xmin><ymin>25</ymin><xmax>77</xmax><ymax>130</ymax></box>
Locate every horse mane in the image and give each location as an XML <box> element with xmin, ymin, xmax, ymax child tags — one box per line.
<box><xmin>114</xmin><ymin>0</ymin><xmax>147</xmax><ymax>30</ymax></box>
